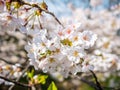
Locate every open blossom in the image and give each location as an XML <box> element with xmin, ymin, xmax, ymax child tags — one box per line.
<box><xmin>80</xmin><ymin>30</ymin><xmax>97</xmax><ymax>49</ymax></box>
<box><xmin>25</xmin><ymin>23</ymin><xmax>97</xmax><ymax>77</ymax></box>
<box><xmin>0</xmin><ymin>62</ymin><xmax>22</xmax><ymax>82</ymax></box>
<box><xmin>96</xmin><ymin>37</ymin><xmax>114</xmax><ymax>52</ymax></box>
<box><xmin>61</xmin><ymin>47</ymin><xmax>86</xmax><ymax>63</ymax></box>
<box><xmin>0</xmin><ymin>13</ymin><xmax>25</xmax><ymax>31</ymax></box>
<box><xmin>89</xmin><ymin>51</ymin><xmax>119</xmax><ymax>72</ymax></box>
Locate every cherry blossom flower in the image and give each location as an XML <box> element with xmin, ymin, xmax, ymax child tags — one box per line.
<box><xmin>0</xmin><ymin>13</ymin><xmax>25</xmax><ymax>31</ymax></box>
<box><xmin>25</xmin><ymin>23</ymin><xmax>97</xmax><ymax>77</ymax></box>
<box><xmin>80</xmin><ymin>30</ymin><xmax>97</xmax><ymax>49</ymax></box>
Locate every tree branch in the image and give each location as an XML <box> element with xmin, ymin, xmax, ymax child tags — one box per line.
<box><xmin>74</xmin><ymin>75</ymin><xmax>100</xmax><ymax>90</ymax></box>
<box><xmin>90</xmin><ymin>70</ymin><xmax>103</xmax><ymax>90</ymax></box>
<box><xmin>0</xmin><ymin>75</ymin><xmax>31</xmax><ymax>88</ymax></box>
<box><xmin>80</xmin><ymin>78</ymin><xmax>100</xmax><ymax>90</ymax></box>
<box><xmin>21</xmin><ymin>0</ymin><xmax>64</xmax><ymax>27</ymax></box>
<box><xmin>0</xmin><ymin>58</ymin><xmax>15</xmax><ymax>65</ymax></box>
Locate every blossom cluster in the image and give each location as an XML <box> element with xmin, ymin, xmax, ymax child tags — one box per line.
<box><xmin>70</xmin><ymin>7</ymin><xmax>120</xmax><ymax>72</ymax></box>
<box><xmin>25</xmin><ymin>23</ymin><xmax>97</xmax><ymax>78</ymax></box>
<box><xmin>0</xmin><ymin>1</ymin><xmax>97</xmax><ymax>78</ymax></box>
<box><xmin>0</xmin><ymin>62</ymin><xmax>22</xmax><ymax>85</ymax></box>
<box><xmin>0</xmin><ymin>0</ymin><xmax>25</xmax><ymax>31</ymax></box>
<box><xmin>24</xmin><ymin>3</ymin><xmax>120</xmax><ymax>78</ymax></box>
<box><xmin>63</xmin><ymin>4</ymin><xmax>120</xmax><ymax>81</ymax></box>
<box><xmin>0</xmin><ymin>0</ymin><xmax>120</xmax><ymax>80</ymax></box>
<box><xmin>0</xmin><ymin>63</ymin><xmax>22</xmax><ymax>78</ymax></box>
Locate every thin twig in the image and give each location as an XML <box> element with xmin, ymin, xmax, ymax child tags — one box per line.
<box><xmin>90</xmin><ymin>70</ymin><xmax>103</xmax><ymax>90</ymax></box>
<box><xmin>74</xmin><ymin>75</ymin><xmax>99</xmax><ymax>90</ymax></box>
<box><xmin>75</xmin><ymin>74</ymin><xmax>120</xmax><ymax>90</ymax></box>
<box><xmin>43</xmin><ymin>10</ymin><xmax>64</xmax><ymax>27</ymax></box>
<box><xmin>81</xmin><ymin>77</ymin><xmax>120</xmax><ymax>90</ymax></box>
<box><xmin>38</xmin><ymin>16</ymin><xmax>43</xmax><ymax>29</ymax></box>
<box><xmin>0</xmin><ymin>75</ymin><xmax>31</xmax><ymax>88</ymax></box>
<box><xmin>80</xmin><ymin>78</ymin><xmax>99</xmax><ymax>90</ymax></box>
<box><xmin>21</xmin><ymin>0</ymin><xmax>64</xmax><ymax>27</ymax></box>
<box><xmin>0</xmin><ymin>58</ymin><xmax>15</xmax><ymax>65</ymax></box>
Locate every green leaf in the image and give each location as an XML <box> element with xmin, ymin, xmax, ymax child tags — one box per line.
<box><xmin>37</xmin><ymin>75</ymin><xmax>48</xmax><ymax>84</ymax></box>
<box><xmin>27</xmin><ymin>69</ymin><xmax>34</xmax><ymax>79</ymax></box>
<box><xmin>47</xmin><ymin>81</ymin><xmax>58</xmax><ymax>90</ymax></box>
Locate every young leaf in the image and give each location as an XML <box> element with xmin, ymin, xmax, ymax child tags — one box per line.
<box><xmin>37</xmin><ymin>75</ymin><xmax>48</xmax><ymax>84</ymax></box>
<box><xmin>47</xmin><ymin>81</ymin><xmax>58</xmax><ymax>90</ymax></box>
<box><xmin>27</xmin><ymin>69</ymin><xmax>34</xmax><ymax>79</ymax></box>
